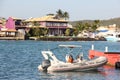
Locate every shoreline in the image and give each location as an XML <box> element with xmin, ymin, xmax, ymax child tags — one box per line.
<box><xmin>0</xmin><ymin>37</ymin><xmax>24</xmax><ymax>40</ymax></box>
<box><xmin>29</xmin><ymin>37</ymin><xmax>106</xmax><ymax>41</ymax></box>
<box><xmin>0</xmin><ymin>36</ymin><xmax>106</xmax><ymax>41</ymax></box>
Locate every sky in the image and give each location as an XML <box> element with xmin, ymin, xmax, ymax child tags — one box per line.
<box><xmin>0</xmin><ymin>0</ymin><xmax>120</xmax><ymax>21</ymax></box>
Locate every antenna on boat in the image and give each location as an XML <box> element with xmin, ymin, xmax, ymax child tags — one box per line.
<box><xmin>91</xmin><ymin>44</ymin><xmax>94</xmax><ymax>50</ymax></box>
<box><xmin>105</xmin><ymin>46</ymin><xmax>108</xmax><ymax>52</ymax></box>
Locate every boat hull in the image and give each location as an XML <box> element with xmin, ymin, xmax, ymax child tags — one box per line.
<box><xmin>38</xmin><ymin>57</ymin><xmax>107</xmax><ymax>72</ymax></box>
<box><xmin>89</xmin><ymin>50</ymin><xmax>120</xmax><ymax>66</ymax></box>
<box><xmin>105</xmin><ymin>36</ymin><xmax>120</xmax><ymax>42</ymax></box>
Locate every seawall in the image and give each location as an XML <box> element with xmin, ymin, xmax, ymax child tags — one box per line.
<box><xmin>30</xmin><ymin>37</ymin><xmax>106</xmax><ymax>41</ymax></box>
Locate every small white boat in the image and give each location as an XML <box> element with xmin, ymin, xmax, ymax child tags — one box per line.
<box><xmin>38</xmin><ymin>45</ymin><xmax>107</xmax><ymax>72</ymax></box>
<box><xmin>104</xmin><ymin>32</ymin><xmax>120</xmax><ymax>42</ymax></box>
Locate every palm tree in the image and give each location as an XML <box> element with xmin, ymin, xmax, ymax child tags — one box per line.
<box><xmin>94</xmin><ymin>20</ymin><xmax>100</xmax><ymax>24</ymax></box>
<box><xmin>63</xmin><ymin>11</ymin><xmax>69</xmax><ymax>20</ymax></box>
<box><xmin>56</xmin><ymin>9</ymin><xmax>69</xmax><ymax>20</ymax></box>
<box><xmin>94</xmin><ymin>20</ymin><xmax>100</xmax><ymax>27</ymax></box>
<box><xmin>92</xmin><ymin>20</ymin><xmax>100</xmax><ymax>32</ymax></box>
<box><xmin>76</xmin><ymin>22</ymin><xmax>86</xmax><ymax>32</ymax></box>
<box><xmin>56</xmin><ymin>9</ymin><xmax>63</xmax><ymax>19</ymax></box>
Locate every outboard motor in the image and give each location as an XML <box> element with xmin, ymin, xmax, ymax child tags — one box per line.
<box><xmin>41</xmin><ymin>59</ymin><xmax>51</xmax><ymax>72</ymax></box>
<box><xmin>115</xmin><ymin>62</ymin><xmax>120</xmax><ymax>69</ymax></box>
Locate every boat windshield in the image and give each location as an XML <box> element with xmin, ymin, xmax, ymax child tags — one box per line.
<box><xmin>59</xmin><ymin>45</ymin><xmax>83</xmax><ymax>60</ymax></box>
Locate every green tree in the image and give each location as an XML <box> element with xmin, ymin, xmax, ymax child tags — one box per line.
<box><xmin>72</xmin><ymin>28</ymin><xmax>78</xmax><ymax>36</ymax></box>
<box><xmin>75</xmin><ymin>22</ymin><xmax>85</xmax><ymax>32</ymax></box>
<box><xmin>28</xmin><ymin>28</ymin><xmax>35</xmax><ymax>36</ymax></box>
<box><xmin>56</xmin><ymin>9</ymin><xmax>69</xmax><ymax>20</ymax></box>
<box><xmin>73</xmin><ymin>22</ymin><xmax>92</xmax><ymax>36</ymax></box>
<box><xmin>28</xmin><ymin>27</ymin><xmax>49</xmax><ymax>37</ymax></box>
<box><xmin>28</xmin><ymin>28</ymin><xmax>41</xmax><ymax>37</ymax></box>
<box><xmin>56</xmin><ymin>9</ymin><xmax>63</xmax><ymax>19</ymax></box>
<box><xmin>65</xmin><ymin>28</ymin><xmax>71</xmax><ymax>36</ymax></box>
<box><xmin>34</xmin><ymin>28</ymin><xmax>41</xmax><ymax>37</ymax></box>
<box><xmin>40</xmin><ymin>28</ymin><xmax>48</xmax><ymax>36</ymax></box>
<box><xmin>84</xmin><ymin>23</ymin><xmax>90</xmax><ymax>31</ymax></box>
<box><xmin>63</xmin><ymin>11</ymin><xmax>69</xmax><ymax>20</ymax></box>
<box><xmin>94</xmin><ymin>20</ymin><xmax>100</xmax><ymax>26</ymax></box>
<box><xmin>91</xmin><ymin>20</ymin><xmax>100</xmax><ymax>32</ymax></box>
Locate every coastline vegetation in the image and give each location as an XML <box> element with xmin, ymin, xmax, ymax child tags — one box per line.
<box><xmin>73</xmin><ymin>20</ymin><xmax>100</xmax><ymax>36</ymax></box>
<box><xmin>1</xmin><ymin>9</ymin><xmax>120</xmax><ymax>40</ymax></box>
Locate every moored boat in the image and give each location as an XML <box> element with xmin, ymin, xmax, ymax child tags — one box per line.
<box><xmin>104</xmin><ymin>32</ymin><xmax>120</xmax><ymax>42</ymax></box>
<box><xmin>38</xmin><ymin>45</ymin><xmax>107</xmax><ymax>72</ymax></box>
<box><xmin>89</xmin><ymin>45</ymin><xmax>120</xmax><ymax>69</ymax></box>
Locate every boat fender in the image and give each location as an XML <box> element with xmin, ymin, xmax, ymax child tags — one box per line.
<box><xmin>115</xmin><ymin>62</ymin><xmax>120</xmax><ymax>69</ymax></box>
<box><xmin>41</xmin><ymin>59</ymin><xmax>51</xmax><ymax>71</ymax></box>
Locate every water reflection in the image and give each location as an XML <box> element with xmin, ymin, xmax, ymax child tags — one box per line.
<box><xmin>1</xmin><ymin>41</ymin><xmax>120</xmax><ymax>80</ymax></box>
<box><xmin>98</xmin><ymin>66</ymin><xmax>120</xmax><ymax>80</ymax></box>
<box><xmin>39</xmin><ymin>70</ymin><xmax>102</xmax><ymax>80</ymax></box>
<box><xmin>38</xmin><ymin>66</ymin><xmax>120</xmax><ymax>80</ymax></box>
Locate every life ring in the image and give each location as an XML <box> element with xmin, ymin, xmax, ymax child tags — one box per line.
<box><xmin>115</xmin><ymin>62</ymin><xmax>120</xmax><ymax>69</ymax></box>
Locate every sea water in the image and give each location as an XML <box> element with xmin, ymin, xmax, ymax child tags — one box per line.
<box><xmin>0</xmin><ymin>40</ymin><xmax>120</xmax><ymax>80</ymax></box>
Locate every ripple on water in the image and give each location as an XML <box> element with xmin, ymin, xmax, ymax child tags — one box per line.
<box><xmin>0</xmin><ymin>41</ymin><xmax>120</xmax><ymax>80</ymax></box>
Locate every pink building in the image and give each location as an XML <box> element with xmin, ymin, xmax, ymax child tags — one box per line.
<box><xmin>0</xmin><ymin>17</ymin><xmax>25</xmax><ymax>37</ymax></box>
<box><xmin>0</xmin><ymin>15</ymin><xmax>72</xmax><ymax>38</ymax></box>
<box><xmin>25</xmin><ymin>15</ymin><xmax>72</xmax><ymax>36</ymax></box>
<box><xmin>0</xmin><ymin>17</ymin><xmax>16</xmax><ymax>37</ymax></box>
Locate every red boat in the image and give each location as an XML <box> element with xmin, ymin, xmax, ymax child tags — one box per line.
<box><xmin>89</xmin><ymin>45</ymin><xmax>120</xmax><ymax>68</ymax></box>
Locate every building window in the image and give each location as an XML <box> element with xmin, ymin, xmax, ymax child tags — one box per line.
<box><xmin>46</xmin><ymin>22</ymin><xmax>52</xmax><ymax>26</ymax></box>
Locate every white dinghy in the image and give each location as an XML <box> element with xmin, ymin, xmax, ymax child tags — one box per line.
<box><xmin>38</xmin><ymin>45</ymin><xmax>107</xmax><ymax>72</ymax></box>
